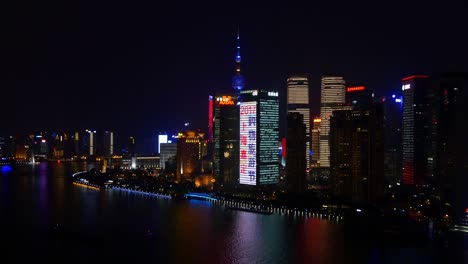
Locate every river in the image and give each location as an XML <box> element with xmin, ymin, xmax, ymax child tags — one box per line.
<box><xmin>0</xmin><ymin>161</ymin><xmax>466</xmax><ymax>263</ymax></box>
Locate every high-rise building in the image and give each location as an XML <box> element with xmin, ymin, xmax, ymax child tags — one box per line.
<box><xmin>239</xmin><ymin>89</ymin><xmax>279</xmax><ymax>185</ymax></box>
<box><xmin>380</xmin><ymin>94</ymin><xmax>403</xmax><ymax>186</ymax></box>
<box><xmin>329</xmin><ymin>105</ymin><xmax>384</xmax><ymax>205</ymax></box>
<box><xmin>431</xmin><ymin>73</ymin><xmax>468</xmax><ymax>220</ymax></box>
<box><xmin>401</xmin><ymin>75</ymin><xmax>431</xmax><ymax>185</ymax></box>
<box><xmin>286</xmin><ymin>112</ymin><xmax>307</xmax><ymax>193</ymax></box>
<box><xmin>176</xmin><ymin>130</ymin><xmax>205</xmax><ymax>182</ymax></box>
<box><xmin>83</xmin><ymin>129</ymin><xmax>97</xmax><ymax>156</ymax></box>
<box><xmin>346</xmin><ymin>85</ymin><xmax>371</xmax><ymax>110</ymax></box>
<box><xmin>158</xmin><ymin>134</ymin><xmax>168</xmax><ymax>154</ymax></box>
<box><xmin>287</xmin><ymin>75</ymin><xmax>311</xmax><ymax>168</ymax></box>
<box><xmin>72</xmin><ymin>131</ymin><xmax>80</xmax><ymax>157</ymax></box>
<box><xmin>50</xmin><ymin>132</ymin><xmax>69</xmax><ymax>159</ymax></box>
<box><xmin>127</xmin><ymin>136</ymin><xmax>136</xmax><ymax>156</ymax></box>
<box><xmin>208</xmin><ymin>95</ymin><xmax>214</xmax><ymax>142</ymax></box>
<box><xmin>320</xmin><ymin>76</ymin><xmax>348</xmax><ymax>168</ymax></box>
<box><xmin>211</xmin><ymin>94</ymin><xmax>239</xmax><ymax>189</ymax></box>
<box><xmin>102</xmin><ymin>131</ymin><xmax>114</xmax><ymax>157</ymax></box>
<box><xmin>160</xmin><ymin>142</ymin><xmax>177</xmax><ymax>170</ymax></box>
<box><xmin>311</xmin><ymin>118</ymin><xmax>321</xmax><ymax>167</ymax></box>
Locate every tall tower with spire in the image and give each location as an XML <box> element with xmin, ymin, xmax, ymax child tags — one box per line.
<box><xmin>232</xmin><ymin>29</ymin><xmax>245</xmax><ymax>93</ymax></box>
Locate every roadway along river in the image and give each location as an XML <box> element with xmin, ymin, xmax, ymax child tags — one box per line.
<box><xmin>0</xmin><ymin>161</ymin><xmax>465</xmax><ymax>263</ymax></box>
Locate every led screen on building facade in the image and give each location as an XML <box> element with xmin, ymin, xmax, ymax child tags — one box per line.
<box><xmin>239</xmin><ymin>101</ymin><xmax>257</xmax><ymax>185</ymax></box>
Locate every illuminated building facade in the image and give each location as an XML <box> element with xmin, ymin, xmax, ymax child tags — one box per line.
<box><xmin>286</xmin><ymin>112</ymin><xmax>306</xmax><ymax>193</ymax></box>
<box><xmin>158</xmin><ymin>134</ymin><xmax>168</xmax><ymax>154</ymax></box>
<box><xmin>311</xmin><ymin>118</ymin><xmax>321</xmax><ymax>167</ymax></box>
<box><xmin>401</xmin><ymin>75</ymin><xmax>431</xmax><ymax>185</ymax></box>
<box><xmin>176</xmin><ymin>131</ymin><xmax>205</xmax><ymax>182</ymax></box>
<box><xmin>211</xmin><ymin>94</ymin><xmax>239</xmax><ymax>188</ymax></box>
<box><xmin>81</xmin><ymin>129</ymin><xmax>97</xmax><ymax>156</ymax></box>
<box><xmin>319</xmin><ymin>76</ymin><xmax>348</xmax><ymax>168</ymax></box>
<box><xmin>287</xmin><ymin>75</ymin><xmax>311</xmax><ymax>168</ymax></box>
<box><xmin>208</xmin><ymin>95</ymin><xmax>214</xmax><ymax>141</ymax></box>
<box><xmin>329</xmin><ymin>105</ymin><xmax>384</xmax><ymax>205</ymax></box>
<box><xmin>50</xmin><ymin>132</ymin><xmax>68</xmax><ymax>159</ymax></box>
<box><xmin>239</xmin><ymin>90</ymin><xmax>279</xmax><ymax>185</ymax></box>
<box><xmin>160</xmin><ymin>142</ymin><xmax>177</xmax><ymax>170</ymax></box>
<box><xmin>102</xmin><ymin>131</ymin><xmax>114</xmax><ymax>157</ymax></box>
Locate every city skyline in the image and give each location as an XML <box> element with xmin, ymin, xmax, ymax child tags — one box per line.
<box><xmin>2</xmin><ymin>2</ymin><xmax>468</xmax><ymax>262</ymax></box>
<box><xmin>3</xmin><ymin>1</ymin><xmax>467</xmax><ymax>140</ymax></box>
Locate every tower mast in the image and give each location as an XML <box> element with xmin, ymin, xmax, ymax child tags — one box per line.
<box><xmin>232</xmin><ymin>27</ymin><xmax>245</xmax><ymax>95</ymax></box>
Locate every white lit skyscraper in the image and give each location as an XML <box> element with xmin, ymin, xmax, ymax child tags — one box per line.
<box><xmin>239</xmin><ymin>89</ymin><xmax>279</xmax><ymax>185</ymax></box>
<box><xmin>287</xmin><ymin>76</ymin><xmax>311</xmax><ymax>168</ymax></box>
<box><xmin>319</xmin><ymin>76</ymin><xmax>347</xmax><ymax>167</ymax></box>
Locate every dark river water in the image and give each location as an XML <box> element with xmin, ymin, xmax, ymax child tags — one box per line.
<box><xmin>0</xmin><ymin>162</ymin><xmax>466</xmax><ymax>263</ymax></box>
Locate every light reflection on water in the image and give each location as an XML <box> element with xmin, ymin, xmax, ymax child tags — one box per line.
<box><xmin>0</xmin><ymin>162</ymin><xmax>465</xmax><ymax>263</ymax></box>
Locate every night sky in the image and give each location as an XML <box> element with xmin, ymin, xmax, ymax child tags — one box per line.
<box><xmin>2</xmin><ymin>1</ymin><xmax>467</xmax><ymax>151</ymax></box>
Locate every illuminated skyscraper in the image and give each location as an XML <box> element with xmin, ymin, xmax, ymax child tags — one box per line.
<box><xmin>160</xmin><ymin>142</ymin><xmax>177</xmax><ymax>170</ymax></box>
<box><xmin>83</xmin><ymin>129</ymin><xmax>97</xmax><ymax>156</ymax></box>
<box><xmin>287</xmin><ymin>75</ymin><xmax>311</xmax><ymax>168</ymax></box>
<box><xmin>102</xmin><ymin>131</ymin><xmax>114</xmax><ymax>157</ymax></box>
<box><xmin>239</xmin><ymin>89</ymin><xmax>279</xmax><ymax>185</ymax></box>
<box><xmin>401</xmin><ymin>75</ymin><xmax>430</xmax><ymax>185</ymax></box>
<box><xmin>211</xmin><ymin>94</ymin><xmax>239</xmax><ymax>188</ymax></box>
<box><xmin>319</xmin><ymin>76</ymin><xmax>348</xmax><ymax>167</ymax></box>
<box><xmin>329</xmin><ymin>105</ymin><xmax>384</xmax><ymax>205</ymax></box>
<box><xmin>311</xmin><ymin>118</ymin><xmax>321</xmax><ymax>167</ymax></box>
<box><xmin>176</xmin><ymin>130</ymin><xmax>205</xmax><ymax>182</ymax></box>
<box><xmin>208</xmin><ymin>95</ymin><xmax>214</xmax><ymax>142</ymax></box>
<box><xmin>158</xmin><ymin>134</ymin><xmax>168</xmax><ymax>154</ymax></box>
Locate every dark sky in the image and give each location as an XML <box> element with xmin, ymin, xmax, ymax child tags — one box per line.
<box><xmin>2</xmin><ymin>1</ymin><xmax>467</xmax><ymax>150</ymax></box>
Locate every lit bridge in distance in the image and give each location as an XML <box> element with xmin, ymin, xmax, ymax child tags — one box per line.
<box><xmin>184</xmin><ymin>192</ymin><xmax>218</xmax><ymax>201</ymax></box>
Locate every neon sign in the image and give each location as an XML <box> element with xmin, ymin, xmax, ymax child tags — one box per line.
<box><xmin>239</xmin><ymin>101</ymin><xmax>257</xmax><ymax>185</ymax></box>
<box><xmin>402</xmin><ymin>84</ymin><xmax>411</xmax><ymax>91</ymax></box>
<box><xmin>346</xmin><ymin>86</ymin><xmax>365</xmax><ymax>92</ymax></box>
<box><xmin>217</xmin><ymin>95</ymin><xmax>235</xmax><ymax>106</ymax></box>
